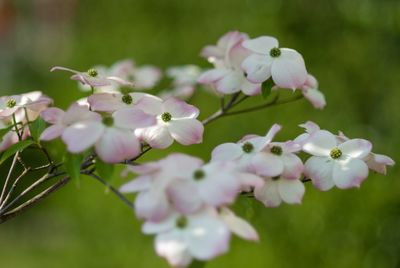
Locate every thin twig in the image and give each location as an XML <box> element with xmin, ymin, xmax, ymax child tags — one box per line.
<box><xmin>0</xmin><ymin>168</ymin><xmax>31</xmax><ymax>210</ymax></box>
<box><xmin>0</xmin><ymin>152</ymin><xmax>20</xmax><ymax>205</ymax></box>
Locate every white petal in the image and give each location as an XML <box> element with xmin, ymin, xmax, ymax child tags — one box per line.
<box><xmin>61</xmin><ymin>122</ymin><xmax>104</xmax><ymax>153</ymax></box>
<box><xmin>119</xmin><ymin>175</ymin><xmax>152</xmax><ymax>193</ymax></box>
<box><xmin>40</xmin><ymin>125</ymin><xmax>65</xmax><ymax>141</ymax></box>
<box><xmin>278</xmin><ymin>179</ymin><xmax>305</xmax><ymax>204</ymax></box>
<box><xmin>162</xmin><ymin>97</ymin><xmax>200</xmax><ymax>118</ymax></box>
<box><xmin>241</xmin><ymin>54</ymin><xmax>273</xmax><ymax>83</ymax></box>
<box><xmin>168</xmin><ymin>119</ymin><xmax>204</xmax><ymax>145</ymax></box>
<box><xmin>113</xmin><ymin>107</ymin><xmax>156</xmax><ymax>129</ymax></box>
<box><xmin>281</xmin><ymin>153</ymin><xmax>304</xmax><ymax>180</ymax></box>
<box><xmin>135</xmin><ymin>189</ymin><xmax>170</xmax><ymax>221</ymax></box>
<box><xmin>242</xmin><ymin>36</ymin><xmax>279</xmax><ymax>54</ymax></box>
<box><xmin>254</xmin><ymin>180</ymin><xmax>282</xmax><ymax>207</ymax></box>
<box><xmin>302</xmin><ymin>130</ymin><xmax>337</xmax><ymax>157</ymax></box>
<box><xmin>211</xmin><ymin>143</ymin><xmax>243</xmax><ymax>162</ymax></box>
<box><xmin>302</xmin><ymin>88</ymin><xmax>326</xmax><ymax>109</ymax></box>
<box><xmin>219</xmin><ymin>208</ymin><xmax>259</xmax><ymax>241</ymax></box>
<box><xmin>215</xmin><ymin>70</ymin><xmax>243</xmax><ymax>94</ymax></box>
<box><xmin>136</xmin><ymin>124</ymin><xmax>174</xmax><ymax>149</ymax></box>
<box><xmin>142</xmin><ymin>213</ymin><xmax>177</xmax><ymax>234</ymax></box>
<box><xmin>241</xmin><ymin>79</ymin><xmax>261</xmax><ymax>96</ymax></box>
<box><xmin>304</xmin><ymin>156</ymin><xmax>335</xmax><ymax>191</ymax></box>
<box><xmin>338</xmin><ymin>139</ymin><xmax>372</xmax><ymax>159</ymax></box>
<box><xmin>365</xmin><ymin>153</ymin><xmax>395</xmax><ymax>175</ymax></box>
<box><xmin>155</xmin><ymin>231</ymin><xmax>192</xmax><ymax>267</ymax></box>
<box><xmin>167</xmin><ymin>180</ymin><xmax>203</xmax><ymax>214</ymax></box>
<box><xmin>332</xmin><ymin>158</ymin><xmax>369</xmax><ymax>189</ymax></box>
<box><xmin>250</xmin><ymin>152</ymin><xmax>284</xmax><ymax>177</ymax></box>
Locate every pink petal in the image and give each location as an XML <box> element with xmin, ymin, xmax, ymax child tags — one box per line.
<box><xmin>338</xmin><ymin>139</ymin><xmax>372</xmax><ymax>159</ymax></box>
<box><xmin>241</xmin><ymin>54</ymin><xmax>273</xmax><ymax>83</ymax></box>
<box><xmin>119</xmin><ymin>175</ymin><xmax>152</xmax><ymax>193</ymax></box>
<box><xmin>242</xmin><ymin>36</ymin><xmax>279</xmax><ymax>54</ymax></box>
<box><xmin>219</xmin><ymin>207</ymin><xmax>259</xmax><ymax>241</ymax></box>
<box><xmin>62</xmin><ymin>122</ymin><xmax>104</xmax><ymax>153</ymax></box>
<box><xmin>215</xmin><ymin>70</ymin><xmax>243</xmax><ymax>94</ymax></box>
<box><xmin>332</xmin><ymin>158</ymin><xmax>369</xmax><ymax>189</ymax></box>
<box><xmin>304</xmin><ymin>156</ymin><xmax>335</xmax><ymax>191</ymax></box>
<box><xmin>155</xmin><ymin>231</ymin><xmax>192</xmax><ymax>267</ymax></box>
<box><xmin>271</xmin><ymin>48</ymin><xmax>308</xmax><ymax>90</ymax></box>
<box><xmin>241</xmin><ymin>79</ymin><xmax>262</xmax><ymax>96</ymax></box>
<box><xmin>278</xmin><ymin>179</ymin><xmax>305</xmax><ymax>204</ymax></box>
<box><xmin>167</xmin><ymin>180</ymin><xmax>203</xmax><ymax>214</ymax></box>
<box><xmin>197</xmin><ymin>69</ymin><xmax>228</xmax><ymax>84</ymax></box>
<box><xmin>88</xmin><ymin>93</ymin><xmax>124</xmax><ymax>112</ymax></box>
<box><xmin>162</xmin><ymin>97</ymin><xmax>199</xmax><ymax>118</ymax></box>
<box><xmin>40</xmin><ymin>107</ymin><xmax>64</xmax><ymax>124</ymax></box>
<box><xmin>281</xmin><ymin>153</ymin><xmax>304</xmax><ymax>180</ymax></box>
<box><xmin>113</xmin><ymin>107</ymin><xmax>156</xmax><ymax>129</ymax></box>
<box><xmin>365</xmin><ymin>153</ymin><xmax>395</xmax><ymax>175</ymax></box>
<box><xmin>254</xmin><ymin>180</ymin><xmax>282</xmax><ymax>207</ymax></box>
<box><xmin>135</xmin><ymin>189</ymin><xmax>170</xmax><ymax>221</ymax></box>
<box><xmin>40</xmin><ymin>125</ymin><xmax>65</xmax><ymax>141</ymax></box>
<box><xmin>95</xmin><ymin>127</ymin><xmax>141</xmax><ymax>163</ymax></box>
<box><xmin>168</xmin><ymin>119</ymin><xmax>204</xmax><ymax>145</ymax></box>
<box><xmin>303</xmin><ymin>88</ymin><xmax>326</xmax><ymax>109</ymax></box>
<box><xmin>250</xmin><ymin>152</ymin><xmax>284</xmax><ymax>177</ymax></box>
<box><xmin>134</xmin><ymin>94</ymin><xmax>163</xmax><ymax>115</ymax></box>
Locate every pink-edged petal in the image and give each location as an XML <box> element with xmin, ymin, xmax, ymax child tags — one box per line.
<box><xmin>201</xmin><ymin>45</ymin><xmax>224</xmax><ymax>59</ymax></box>
<box><xmin>302</xmin><ymin>130</ymin><xmax>337</xmax><ymax>157</ymax></box>
<box><xmin>40</xmin><ymin>108</ymin><xmax>64</xmax><ymax>124</ymax></box>
<box><xmin>219</xmin><ymin>207</ymin><xmax>259</xmax><ymax>241</ymax></box>
<box><xmin>197</xmin><ymin>173</ymin><xmax>239</xmax><ymax>207</ymax></box>
<box><xmin>119</xmin><ymin>176</ymin><xmax>152</xmax><ymax>193</ymax></box>
<box><xmin>271</xmin><ymin>48</ymin><xmax>307</xmax><ymax>90</ymax></box>
<box><xmin>197</xmin><ymin>69</ymin><xmax>228</xmax><ymax>84</ymax></box>
<box><xmin>95</xmin><ymin>127</ymin><xmax>141</xmax><ymax>163</ymax></box>
<box><xmin>250</xmin><ymin>152</ymin><xmax>284</xmax><ymax>177</ymax></box>
<box><xmin>241</xmin><ymin>54</ymin><xmax>273</xmax><ymax>83</ymax></box>
<box><xmin>167</xmin><ymin>180</ymin><xmax>203</xmax><ymax>214</ymax></box>
<box><xmin>281</xmin><ymin>153</ymin><xmax>304</xmax><ymax>180</ymax></box>
<box><xmin>281</xmin><ymin>140</ymin><xmax>302</xmax><ymax>153</ymax></box>
<box><xmin>211</xmin><ymin>143</ymin><xmax>243</xmax><ymax>162</ymax></box>
<box><xmin>242</xmin><ymin>36</ymin><xmax>279</xmax><ymax>54</ymax></box>
<box><xmin>254</xmin><ymin>180</ymin><xmax>282</xmax><ymax>207</ymax></box>
<box><xmin>40</xmin><ymin>125</ymin><xmax>65</xmax><ymax>141</ymax></box>
<box><xmin>278</xmin><ymin>179</ymin><xmax>305</xmax><ymax>204</ymax></box>
<box><xmin>303</xmin><ymin>74</ymin><xmax>319</xmax><ymax>89</ymax></box>
<box><xmin>162</xmin><ymin>97</ymin><xmax>199</xmax><ymax>118</ymax></box>
<box><xmin>238</xmin><ymin>172</ymin><xmax>264</xmax><ymax>190</ymax></box>
<box><xmin>155</xmin><ymin>231</ymin><xmax>192</xmax><ymax>267</ymax></box>
<box><xmin>250</xmin><ymin>123</ymin><xmax>281</xmax><ymax>151</ymax></box>
<box><xmin>299</xmin><ymin>121</ymin><xmax>320</xmax><ymax>133</ymax></box>
<box><xmin>133</xmin><ymin>94</ymin><xmax>163</xmax><ymax>115</ymax></box>
<box><xmin>61</xmin><ymin>122</ymin><xmax>104</xmax><ymax>153</ymax></box>
<box><xmin>215</xmin><ymin>70</ymin><xmax>242</xmax><ymax>94</ymax></box>
<box><xmin>142</xmin><ymin>214</ymin><xmax>177</xmax><ymax>234</ymax></box>
<box><xmin>365</xmin><ymin>153</ymin><xmax>395</xmax><ymax>175</ymax></box>
<box><xmin>303</xmin><ymin>88</ymin><xmax>326</xmax><ymax>109</ymax></box>
<box><xmin>63</xmin><ymin>103</ymin><xmax>101</xmax><ymax>124</ymax></box>
<box><xmin>338</xmin><ymin>139</ymin><xmax>372</xmax><ymax>159</ymax></box>
<box><xmin>135</xmin><ymin>124</ymin><xmax>174</xmax><ymax>149</ymax></box>
<box><xmin>332</xmin><ymin>157</ymin><xmax>369</xmax><ymax>189</ymax></box>
<box><xmin>241</xmin><ymin>79</ymin><xmax>261</xmax><ymax>96</ymax></box>
<box><xmin>186</xmin><ymin>215</ymin><xmax>231</xmax><ymax>260</ymax></box>
<box><xmin>113</xmin><ymin>107</ymin><xmax>156</xmax><ymax>129</ymax></box>
<box><xmin>168</xmin><ymin>119</ymin><xmax>204</xmax><ymax>145</ymax></box>
<box><xmin>304</xmin><ymin>156</ymin><xmax>335</xmax><ymax>191</ymax></box>
<box><xmin>135</xmin><ymin>189</ymin><xmax>170</xmax><ymax>221</ymax></box>
<box><xmin>87</xmin><ymin>93</ymin><xmax>124</xmax><ymax>112</ymax></box>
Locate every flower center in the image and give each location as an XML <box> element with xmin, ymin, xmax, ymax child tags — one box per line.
<box><xmin>242</xmin><ymin>142</ymin><xmax>254</xmax><ymax>153</ymax></box>
<box><xmin>6</xmin><ymin>98</ymin><xmax>17</xmax><ymax>108</ymax></box>
<box><xmin>87</xmin><ymin>68</ymin><xmax>98</xmax><ymax>77</ymax></box>
<box><xmin>175</xmin><ymin>216</ymin><xmax>188</xmax><ymax>229</ymax></box>
<box><xmin>122</xmin><ymin>94</ymin><xmax>133</xmax><ymax>105</ymax></box>
<box><xmin>161</xmin><ymin>112</ymin><xmax>172</xmax><ymax>122</ymax></box>
<box><xmin>270</xmin><ymin>145</ymin><xmax>282</xmax><ymax>156</ymax></box>
<box><xmin>102</xmin><ymin>117</ymin><xmax>114</xmax><ymax>126</ymax></box>
<box><xmin>272</xmin><ymin>176</ymin><xmax>280</xmax><ymax>181</ymax></box>
<box><xmin>193</xmin><ymin>169</ymin><xmax>205</xmax><ymax>181</ymax></box>
<box><xmin>330</xmin><ymin>148</ymin><xmax>342</xmax><ymax>159</ymax></box>
<box><xmin>269</xmin><ymin>47</ymin><xmax>281</xmax><ymax>58</ymax></box>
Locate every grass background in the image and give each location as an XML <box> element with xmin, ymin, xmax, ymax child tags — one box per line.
<box><xmin>0</xmin><ymin>0</ymin><xmax>399</xmax><ymax>267</ymax></box>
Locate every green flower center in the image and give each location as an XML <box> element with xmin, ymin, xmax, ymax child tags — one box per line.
<box><xmin>161</xmin><ymin>112</ymin><xmax>172</xmax><ymax>122</ymax></box>
<box><xmin>330</xmin><ymin>148</ymin><xmax>342</xmax><ymax>159</ymax></box>
<box><xmin>122</xmin><ymin>94</ymin><xmax>133</xmax><ymax>105</ymax></box>
<box><xmin>87</xmin><ymin>68</ymin><xmax>98</xmax><ymax>77</ymax></box>
<box><xmin>176</xmin><ymin>216</ymin><xmax>188</xmax><ymax>229</ymax></box>
<box><xmin>6</xmin><ymin>99</ymin><xmax>17</xmax><ymax>108</ymax></box>
<box><xmin>193</xmin><ymin>169</ymin><xmax>205</xmax><ymax>181</ymax></box>
<box><xmin>269</xmin><ymin>47</ymin><xmax>281</xmax><ymax>58</ymax></box>
<box><xmin>242</xmin><ymin>142</ymin><xmax>254</xmax><ymax>153</ymax></box>
<box><xmin>270</xmin><ymin>145</ymin><xmax>283</xmax><ymax>156</ymax></box>
<box><xmin>102</xmin><ymin>117</ymin><xmax>114</xmax><ymax>126</ymax></box>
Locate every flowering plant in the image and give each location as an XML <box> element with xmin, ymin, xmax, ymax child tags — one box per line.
<box><xmin>0</xmin><ymin>31</ymin><xmax>394</xmax><ymax>268</ymax></box>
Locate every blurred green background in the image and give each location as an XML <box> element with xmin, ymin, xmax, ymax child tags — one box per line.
<box><xmin>0</xmin><ymin>0</ymin><xmax>399</xmax><ymax>267</ymax></box>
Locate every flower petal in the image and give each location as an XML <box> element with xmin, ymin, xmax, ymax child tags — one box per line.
<box><xmin>135</xmin><ymin>189</ymin><xmax>170</xmax><ymax>221</ymax></box>
<box><xmin>40</xmin><ymin>124</ymin><xmax>65</xmax><ymax>141</ymax></box>
<box><xmin>113</xmin><ymin>107</ymin><xmax>156</xmax><ymax>129</ymax></box>
<box><xmin>332</xmin><ymin>157</ymin><xmax>369</xmax><ymax>189</ymax></box>
<box><xmin>61</xmin><ymin>122</ymin><xmax>104</xmax><ymax>153</ymax></box>
<box><xmin>135</xmin><ymin>124</ymin><xmax>174</xmax><ymax>149</ymax></box>
<box><xmin>302</xmin><ymin>88</ymin><xmax>326</xmax><ymax>109</ymax></box>
<box><xmin>168</xmin><ymin>119</ymin><xmax>204</xmax><ymax>145</ymax></box>
<box><xmin>167</xmin><ymin>180</ymin><xmax>203</xmax><ymax>214</ymax></box>
<box><xmin>211</xmin><ymin>143</ymin><xmax>243</xmax><ymax>162</ymax></box>
<box><xmin>119</xmin><ymin>175</ymin><xmax>152</xmax><ymax>193</ymax></box>
<box><xmin>241</xmin><ymin>54</ymin><xmax>273</xmax><ymax>83</ymax></box>
<box><xmin>219</xmin><ymin>207</ymin><xmax>259</xmax><ymax>241</ymax></box>
<box><xmin>302</xmin><ymin>130</ymin><xmax>337</xmax><ymax>157</ymax></box>
<box><xmin>278</xmin><ymin>179</ymin><xmax>305</xmax><ymax>204</ymax></box>
<box><xmin>304</xmin><ymin>156</ymin><xmax>335</xmax><ymax>191</ymax></box>
<box><xmin>338</xmin><ymin>139</ymin><xmax>372</xmax><ymax>159</ymax></box>
<box><xmin>281</xmin><ymin>153</ymin><xmax>304</xmax><ymax>180</ymax></box>
<box><xmin>163</xmin><ymin>97</ymin><xmax>199</xmax><ymax>118</ymax></box>
<box><xmin>40</xmin><ymin>108</ymin><xmax>64</xmax><ymax>124</ymax></box>
<box><xmin>250</xmin><ymin>152</ymin><xmax>284</xmax><ymax>177</ymax></box>
<box><xmin>87</xmin><ymin>93</ymin><xmax>124</xmax><ymax>112</ymax></box>
<box><xmin>254</xmin><ymin>180</ymin><xmax>282</xmax><ymax>207</ymax></box>
<box><xmin>242</xmin><ymin>36</ymin><xmax>279</xmax><ymax>54</ymax></box>
<box><xmin>365</xmin><ymin>153</ymin><xmax>395</xmax><ymax>175</ymax></box>
<box><xmin>155</xmin><ymin>231</ymin><xmax>192</xmax><ymax>267</ymax></box>
<box><xmin>197</xmin><ymin>69</ymin><xmax>228</xmax><ymax>84</ymax></box>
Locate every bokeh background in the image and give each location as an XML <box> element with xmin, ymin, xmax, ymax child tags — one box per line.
<box><xmin>0</xmin><ymin>0</ymin><xmax>399</xmax><ymax>267</ymax></box>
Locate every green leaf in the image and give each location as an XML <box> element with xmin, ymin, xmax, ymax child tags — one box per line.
<box><xmin>0</xmin><ymin>126</ymin><xmax>13</xmax><ymax>143</ymax></box>
<box><xmin>0</xmin><ymin>140</ymin><xmax>34</xmax><ymax>165</ymax></box>
<box><xmin>189</xmin><ymin>260</ymin><xmax>207</xmax><ymax>268</ymax></box>
<box><xmin>95</xmin><ymin>158</ymin><xmax>115</xmax><ymax>180</ymax></box>
<box><xmin>261</xmin><ymin>79</ymin><xmax>274</xmax><ymax>99</ymax></box>
<box><xmin>64</xmin><ymin>153</ymin><xmax>84</xmax><ymax>184</ymax></box>
<box><xmin>29</xmin><ymin>117</ymin><xmax>47</xmax><ymax>143</ymax></box>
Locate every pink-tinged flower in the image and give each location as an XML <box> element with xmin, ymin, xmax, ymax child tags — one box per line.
<box><xmin>167</xmin><ymin>161</ymin><xmax>261</xmax><ymax>214</ymax></box>
<box><xmin>337</xmin><ymin>131</ymin><xmax>395</xmax><ymax>175</ymax></box>
<box><xmin>159</xmin><ymin>65</ymin><xmax>202</xmax><ymax>100</ymax></box>
<box><xmin>198</xmin><ymin>31</ymin><xmax>261</xmax><ymax>96</ymax></box>
<box><xmin>41</xmin><ymin>104</ymin><xmax>156</xmax><ymax>163</ymax></box>
<box><xmin>51</xmin><ymin>66</ymin><xmax>134</xmax><ymax>89</ymax></box>
<box><xmin>299</xmin><ymin>74</ymin><xmax>326</xmax><ymax>109</ymax></box>
<box><xmin>241</xmin><ymin>36</ymin><xmax>308</xmax><ymax>89</ymax></box>
<box><xmin>294</xmin><ymin>121</ymin><xmax>321</xmax><ymax>146</ymax></box>
<box><xmin>218</xmin><ymin>207</ymin><xmax>259</xmax><ymax>241</ymax></box>
<box><xmin>0</xmin><ymin>91</ymin><xmax>52</xmax><ymax>120</ymax></box>
<box><xmin>142</xmin><ymin>209</ymin><xmax>231</xmax><ymax>267</ymax></box>
<box><xmin>133</xmin><ymin>65</ymin><xmax>162</xmax><ymax>89</ymax></box>
<box><xmin>0</xmin><ymin>126</ymin><xmax>31</xmax><ymax>153</ymax></box>
<box><xmin>134</xmin><ymin>97</ymin><xmax>204</xmax><ymax>149</ymax></box>
<box><xmin>87</xmin><ymin>92</ymin><xmax>161</xmax><ymax>112</ymax></box>
<box><xmin>254</xmin><ymin>175</ymin><xmax>305</xmax><ymax>207</ymax></box>
<box><xmin>120</xmin><ymin>154</ymin><xmax>204</xmax><ymax>221</ymax></box>
<box><xmin>303</xmin><ymin>130</ymin><xmax>372</xmax><ymax>190</ymax></box>
<box><xmin>251</xmin><ymin>141</ymin><xmax>303</xmax><ymax>179</ymax></box>
<box><xmin>211</xmin><ymin>124</ymin><xmax>282</xmax><ymax>171</ymax></box>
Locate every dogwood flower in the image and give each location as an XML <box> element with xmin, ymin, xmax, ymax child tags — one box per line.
<box><xmin>133</xmin><ymin>65</ymin><xmax>162</xmax><ymax>89</ymax></box>
<box><xmin>303</xmin><ymin>130</ymin><xmax>372</xmax><ymax>190</ymax></box>
<box><xmin>51</xmin><ymin>66</ymin><xmax>134</xmax><ymax>89</ymax></box>
<box><xmin>198</xmin><ymin>31</ymin><xmax>262</xmax><ymax>96</ymax></box>
<box><xmin>241</xmin><ymin>36</ymin><xmax>308</xmax><ymax>89</ymax></box>
<box><xmin>218</xmin><ymin>207</ymin><xmax>259</xmax><ymax>241</ymax></box>
<box><xmin>134</xmin><ymin>97</ymin><xmax>204</xmax><ymax>149</ymax></box>
<box><xmin>0</xmin><ymin>91</ymin><xmax>52</xmax><ymax>119</ymax></box>
<box><xmin>299</xmin><ymin>74</ymin><xmax>326</xmax><ymax>109</ymax></box>
<box><xmin>211</xmin><ymin>124</ymin><xmax>281</xmax><ymax>171</ymax></box>
<box><xmin>142</xmin><ymin>209</ymin><xmax>231</xmax><ymax>267</ymax></box>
